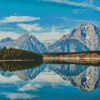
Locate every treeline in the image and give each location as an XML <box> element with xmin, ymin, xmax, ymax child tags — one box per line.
<box><xmin>0</xmin><ymin>47</ymin><xmax>43</xmax><ymax>60</ymax></box>
<box><xmin>43</xmin><ymin>51</ymin><xmax>100</xmax><ymax>56</ymax></box>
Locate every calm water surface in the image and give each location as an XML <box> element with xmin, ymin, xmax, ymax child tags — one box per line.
<box><xmin>0</xmin><ymin>62</ymin><xmax>100</xmax><ymax>100</ymax></box>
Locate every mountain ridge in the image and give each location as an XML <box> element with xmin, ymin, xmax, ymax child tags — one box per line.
<box><xmin>0</xmin><ymin>33</ymin><xmax>46</xmax><ymax>53</ymax></box>
<box><xmin>0</xmin><ymin>23</ymin><xmax>100</xmax><ymax>52</ymax></box>
<box><xmin>48</xmin><ymin>23</ymin><xmax>100</xmax><ymax>52</ymax></box>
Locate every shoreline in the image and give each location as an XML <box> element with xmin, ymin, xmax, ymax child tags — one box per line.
<box><xmin>0</xmin><ymin>57</ymin><xmax>100</xmax><ymax>61</ymax></box>
<box><xmin>0</xmin><ymin>59</ymin><xmax>42</xmax><ymax>62</ymax></box>
<box><xmin>43</xmin><ymin>57</ymin><xmax>100</xmax><ymax>60</ymax></box>
<box><xmin>43</xmin><ymin>57</ymin><xmax>100</xmax><ymax>65</ymax></box>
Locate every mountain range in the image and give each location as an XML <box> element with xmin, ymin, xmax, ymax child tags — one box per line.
<box><xmin>0</xmin><ymin>33</ymin><xmax>46</xmax><ymax>53</ymax></box>
<box><xmin>48</xmin><ymin>23</ymin><xmax>100</xmax><ymax>52</ymax></box>
<box><xmin>0</xmin><ymin>23</ymin><xmax>100</xmax><ymax>52</ymax></box>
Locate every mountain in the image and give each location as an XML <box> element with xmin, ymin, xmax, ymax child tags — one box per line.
<box><xmin>0</xmin><ymin>34</ymin><xmax>46</xmax><ymax>53</ymax></box>
<box><xmin>60</xmin><ymin>23</ymin><xmax>100</xmax><ymax>50</ymax></box>
<box><xmin>0</xmin><ymin>23</ymin><xmax>100</xmax><ymax>52</ymax></box>
<box><xmin>48</xmin><ymin>38</ymin><xmax>90</xmax><ymax>52</ymax></box>
<box><xmin>48</xmin><ymin>23</ymin><xmax>100</xmax><ymax>52</ymax></box>
<box><xmin>0</xmin><ymin>37</ymin><xmax>14</xmax><ymax>43</ymax></box>
<box><xmin>15</xmin><ymin>34</ymin><xmax>46</xmax><ymax>53</ymax></box>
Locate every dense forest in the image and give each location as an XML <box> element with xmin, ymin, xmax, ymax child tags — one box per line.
<box><xmin>43</xmin><ymin>51</ymin><xmax>100</xmax><ymax>56</ymax></box>
<box><xmin>0</xmin><ymin>47</ymin><xmax>43</xmax><ymax>60</ymax></box>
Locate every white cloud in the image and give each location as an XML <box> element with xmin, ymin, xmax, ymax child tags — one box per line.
<box><xmin>0</xmin><ymin>26</ymin><xmax>71</xmax><ymax>43</ymax></box>
<box><xmin>0</xmin><ymin>16</ymin><xmax>40</xmax><ymax>23</ymax></box>
<box><xmin>90</xmin><ymin>0</ymin><xmax>93</xmax><ymax>5</ymax></box>
<box><xmin>17</xmin><ymin>23</ymin><xmax>71</xmax><ymax>43</ymax></box>
<box><xmin>0</xmin><ymin>92</ymin><xmax>38</xmax><ymax>99</ymax></box>
<box><xmin>14</xmin><ymin>13</ymin><xmax>20</xmax><ymax>16</ymax></box>
<box><xmin>59</xmin><ymin>17</ymin><xmax>100</xmax><ymax>32</ymax></box>
<box><xmin>72</xmin><ymin>9</ymin><xmax>80</xmax><ymax>14</ymax></box>
<box><xmin>19</xmin><ymin>83</ymin><xmax>43</xmax><ymax>91</ymax></box>
<box><xmin>0</xmin><ymin>75</ymin><xmax>21</xmax><ymax>83</ymax></box>
<box><xmin>0</xmin><ymin>31</ymin><xmax>21</xmax><ymax>40</ymax></box>
<box><xmin>60</xmin><ymin>17</ymin><xmax>100</xmax><ymax>27</ymax></box>
<box><xmin>43</xmin><ymin>0</ymin><xmax>100</xmax><ymax>11</ymax></box>
<box><xmin>17</xmin><ymin>23</ymin><xmax>42</xmax><ymax>32</ymax></box>
<box><xmin>31</xmin><ymin>28</ymin><xmax>71</xmax><ymax>42</ymax></box>
<box><xmin>19</xmin><ymin>70</ymin><xmax>71</xmax><ymax>91</ymax></box>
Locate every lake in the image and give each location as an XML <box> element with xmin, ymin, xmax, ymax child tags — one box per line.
<box><xmin>0</xmin><ymin>61</ymin><xmax>100</xmax><ymax>100</ymax></box>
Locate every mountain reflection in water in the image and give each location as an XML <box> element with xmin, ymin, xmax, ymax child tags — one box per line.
<box><xmin>0</xmin><ymin>62</ymin><xmax>100</xmax><ymax>100</ymax></box>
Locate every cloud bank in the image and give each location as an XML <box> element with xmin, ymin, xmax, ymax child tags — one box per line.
<box><xmin>0</xmin><ymin>75</ymin><xmax>21</xmax><ymax>83</ymax></box>
<box><xmin>42</xmin><ymin>0</ymin><xmax>100</xmax><ymax>11</ymax></box>
<box><xmin>19</xmin><ymin>70</ymin><xmax>71</xmax><ymax>91</ymax></box>
<box><xmin>17</xmin><ymin>23</ymin><xmax>42</xmax><ymax>32</ymax></box>
<box><xmin>0</xmin><ymin>92</ymin><xmax>38</xmax><ymax>99</ymax></box>
<box><xmin>17</xmin><ymin>23</ymin><xmax>71</xmax><ymax>42</ymax></box>
<box><xmin>0</xmin><ymin>31</ymin><xmax>21</xmax><ymax>40</ymax></box>
<box><xmin>0</xmin><ymin>16</ymin><xmax>40</xmax><ymax>23</ymax></box>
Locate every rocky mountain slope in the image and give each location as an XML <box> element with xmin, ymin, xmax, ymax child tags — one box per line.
<box><xmin>0</xmin><ymin>34</ymin><xmax>46</xmax><ymax>53</ymax></box>
<box><xmin>48</xmin><ymin>38</ymin><xmax>90</xmax><ymax>52</ymax></box>
<box><xmin>48</xmin><ymin>23</ymin><xmax>100</xmax><ymax>52</ymax></box>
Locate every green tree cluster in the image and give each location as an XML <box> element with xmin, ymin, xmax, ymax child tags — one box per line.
<box><xmin>0</xmin><ymin>47</ymin><xmax>43</xmax><ymax>60</ymax></box>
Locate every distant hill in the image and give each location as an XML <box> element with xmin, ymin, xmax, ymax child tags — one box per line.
<box><xmin>0</xmin><ymin>37</ymin><xmax>14</xmax><ymax>43</ymax></box>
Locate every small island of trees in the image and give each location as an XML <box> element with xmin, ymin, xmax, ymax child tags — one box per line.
<box><xmin>0</xmin><ymin>47</ymin><xmax>43</xmax><ymax>60</ymax></box>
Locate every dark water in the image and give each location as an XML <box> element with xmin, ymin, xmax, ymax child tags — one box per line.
<box><xmin>0</xmin><ymin>61</ymin><xmax>100</xmax><ymax>100</ymax></box>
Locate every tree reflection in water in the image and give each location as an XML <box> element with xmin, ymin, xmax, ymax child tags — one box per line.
<box><xmin>0</xmin><ymin>61</ymin><xmax>43</xmax><ymax>72</ymax></box>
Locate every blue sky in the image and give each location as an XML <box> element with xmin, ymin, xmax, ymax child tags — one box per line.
<box><xmin>0</xmin><ymin>0</ymin><xmax>100</xmax><ymax>43</ymax></box>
